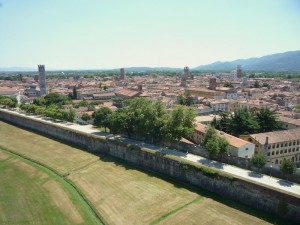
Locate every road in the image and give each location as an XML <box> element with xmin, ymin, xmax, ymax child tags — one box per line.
<box><xmin>2</xmin><ymin>108</ymin><xmax>300</xmax><ymax>197</ymax></box>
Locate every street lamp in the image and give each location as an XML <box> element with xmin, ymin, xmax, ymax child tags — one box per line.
<box><xmin>270</xmin><ymin>164</ymin><xmax>273</xmax><ymax>178</ymax></box>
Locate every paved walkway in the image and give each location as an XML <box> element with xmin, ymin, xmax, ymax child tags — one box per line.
<box><xmin>2</xmin><ymin>108</ymin><xmax>300</xmax><ymax>197</ymax></box>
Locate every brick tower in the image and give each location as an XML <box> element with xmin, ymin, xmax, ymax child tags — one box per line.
<box><xmin>237</xmin><ymin>65</ymin><xmax>242</xmax><ymax>78</ymax></box>
<box><xmin>38</xmin><ymin>65</ymin><xmax>47</xmax><ymax>95</ymax></box>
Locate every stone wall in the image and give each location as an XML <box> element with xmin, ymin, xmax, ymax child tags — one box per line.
<box><xmin>0</xmin><ymin>109</ymin><xmax>300</xmax><ymax>224</ymax></box>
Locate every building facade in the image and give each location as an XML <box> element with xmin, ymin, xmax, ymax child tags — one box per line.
<box><xmin>245</xmin><ymin>128</ymin><xmax>300</xmax><ymax>165</ymax></box>
<box><xmin>193</xmin><ymin>123</ymin><xmax>255</xmax><ymax>158</ymax></box>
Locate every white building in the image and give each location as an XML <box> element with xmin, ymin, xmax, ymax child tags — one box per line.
<box><xmin>193</xmin><ymin>123</ymin><xmax>255</xmax><ymax>158</ymax></box>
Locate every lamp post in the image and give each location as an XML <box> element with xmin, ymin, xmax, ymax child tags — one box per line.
<box><xmin>270</xmin><ymin>164</ymin><xmax>273</xmax><ymax>178</ymax></box>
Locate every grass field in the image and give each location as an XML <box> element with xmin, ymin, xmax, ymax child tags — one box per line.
<box><xmin>0</xmin><ymin>150</ymin><xmax>101</xmax><ymax>225</ymax></box>
<box><xmin>0</xmin><ymin>121</ymin><xmax>294</xmax><ymax>225</ymax></box>
<box><xmin>0</xmin><ymin>121</ymin><xmax>99</xmax><ymax>176</ymax></box>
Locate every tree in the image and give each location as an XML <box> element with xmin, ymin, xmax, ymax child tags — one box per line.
<box><xmin>202</xmin><ymin>126</ymin><xmax>229</xmax><ymax>156</ymax></box>
<box><xmin>202</xmin><ymin>126</ymin><xmax>217</xmax><ymax>147</ymax></box>
<box><xmin>251</xmin><ymin>154</ymin><xmax>267</xmax><ymax>171</ymax></box>
<box><xmin>218</xmin><ymin>136</ymin><xmax>229</xmax><ymax>154</ymax></box>
<box><xmin>33</xmin><ymin>97</ymin><xmax>46</xmax><ymax>106</ymax></box>
<box><xmin>262</xmin><ymin>83</ymin><xmax>270</xmax><ymax>89</ymax></box>
<box><xmin>224</xmin><ymin>82</ymin><xmax>234</xmax><ymax>88</ymax></box>
<box><xmin>254</xmin><ymin>80</ymin><xmax>260</xmax><ymax>88</ymax></box>
<box><xmin>44</xmin><ymin>93</ymin><xmax>70</xmax><ymax>107</ymax></box>
<box><xmin>280</xmin><ymin>159</ymin><xmax>296</xmax><ymax>180</ymax></box>
<box><xmin>226</xmin><ymin>108</ymin><xmax>259</xmax><ymax>136</ymax></box>
<box><xmin>64</xmin><ymin>109</ymin><xmax>75</xmax><ymax>122</ymax></box>
<box><xmin>81</xmin><ymin>113</ymin><xmax>91</xmax><ymax>121</ymax></box>
<box><xmin>206</xmin><ymin>135</ymin><xmax>220</xmax><ymax>155</ymax></box>
<box><xmin>108</xmin><ymin>107</ymin><xmax>130</xmax><ymax>135</ymax></box>
<box><xmin>93</xmin><ymin>107</ymin><xmax>112</xmax><ymax>132</ymax></box>
<box><xmin>178</xmin><ymin>93</ymin><xmax>194</xmax><ymax>106</ymax></box>
<box><xmin>255</xmin><ymin>108</ymin><xmax>282</xmax><ymax>132</ymax></box>
<box><xmin>162</xmin><ymin>105</ymin><xmax>196</xmax><ymax>142</ymax></box>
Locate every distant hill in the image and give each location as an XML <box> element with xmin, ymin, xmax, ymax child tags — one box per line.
<box><xmin>194</xmin><ymin>50</ymin><xmax>300</xmax><ymax>71</ymax></box>
<box><xmin>113</xmin><ymin>67</ymin><xmax>181</xmax><ymax>72</ymax></box>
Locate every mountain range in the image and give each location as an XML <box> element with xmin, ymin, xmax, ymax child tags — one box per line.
<box><xmin>194</xmin><ymin>50</ymin><xmax>300</xmax><ymax>71</ymax></box>
<box><xmin>1</xmin><ymin>50</ymin><xmax>299</xmax><ymax>72</ymax></box>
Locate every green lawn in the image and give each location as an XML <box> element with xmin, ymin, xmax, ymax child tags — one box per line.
<box><xmin>0</xmin><ymin>121</ymin><xmax>295</xmax><ymax>225</ymax></box>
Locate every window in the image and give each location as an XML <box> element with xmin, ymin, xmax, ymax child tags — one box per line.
<box><xmin>280</xmin><ymin>150</ymin><xmax>283</xmax><ymax>154</ymax></box>
<box><xmin>245</xmin><ymin>148</ymin><xmax>248</xmax><ymax>150</ymax></box>
<box><xmin>293</xmin><ymin>141</ymin><xmax>296</xmax><ymax>145</ymax></box>
<box><xmin>292</xmin><ymin>148</ymin><xmax>295</xmax><ymax>152</ymax></box>
<box><xmin>289</xmin><ymin>149</ymin><xmax>291</xmax><ymax>153</ymax></box>
<box><xmin>297</xmin><ymin>147</ymin><xmax>299</xmax><ymax>151</ymax></box>
<box><xmin>275</xmin><ymin>159</ymin><xmax>278</xmax><ymax>164</ymax></box>
<box><xmin>277</xmin><ymin>144</ymin><xmax>279</xmax><ymax>148</ymax></box>
<box><xmin>267</xmin><ymin>152</ymin><xmax>270</xmax><ymax>156</ymax></box>
<box><xmin>284</xmin><ymin>149</ymin><xmax>287</xmax><ymax>153</ymax></box>
<box><xmin>297</xmin><ymin>141</ymin><xmax>299</xmax><ymax>145</ymax></box>
<box><xmin>276</xmin><ymin>151</ymin><xmax>279</xmax><ymax>155</ymax></box>
<box><xmin>272</xmin><ymin>151</ymin><xmax>275</xmax><ymax>155</ymax></box>
<box><xmin>268</xmin><ymin>145</ymin><xmax>271</xmax><ymax>149</ymax></box>
<box><xmin>281</xmin><ymin>143</ymin><xmax>283</xmax><ymax>147</ymax></box>
<box><xmin>289</xmin><ymin>142</ymin><xmax>291</xmax><ymax>146</ymax></box>
<box><xmin>285</xmin><ymin>143</ymin><xmax>287</xmax><ymax>147</ymax></box>
<box><xmin>272</xmin><ymin>144</ymin><xmax>275</xmax><ymax>149</ymax></box>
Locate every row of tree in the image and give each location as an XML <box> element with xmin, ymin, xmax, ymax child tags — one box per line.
<box><xmin>20</xmin><ymin>104</ymin><xmax>75</xmax><ymax>122</ymax></box>
<box><xmin>211</xmin><ymin>108</ymin><xmax>282</xmax><ymax>136</ymax></box>
<box><xmin>251</xmin><ymin>154</ymin><xmax>296</xmax><ymax>179</ymax></box>
<box><xmin>0</xmin><ymin>96</ymin><xmax>17</xmax><ymax>108</ymax></box>
<box><xmin>92</xmin><ymin>98</ymin><xmax>196</xmax><ymax>143</ymax></box>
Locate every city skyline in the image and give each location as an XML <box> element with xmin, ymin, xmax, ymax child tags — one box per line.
<box><xmin>0</xmin><ymin>0</ymin><xmax>300</xmax><ymax>70</ymax></box>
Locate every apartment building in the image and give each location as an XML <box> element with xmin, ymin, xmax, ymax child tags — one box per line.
<box><xmin>246</xmin><ymin>128</ymin><xmax>300</xmax><ymax>165</ymax></box>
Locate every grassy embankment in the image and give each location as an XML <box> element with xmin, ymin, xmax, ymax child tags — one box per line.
<box><xmin>0</xmin><ymin>121</ymin><xmax>294</xmax><ymax>225</ymax></box>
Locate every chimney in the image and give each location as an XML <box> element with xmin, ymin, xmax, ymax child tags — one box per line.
<box><xmin>265</xmin><ymin>136</ymin><xmax>269</xmax><ymax>145</ymax></box>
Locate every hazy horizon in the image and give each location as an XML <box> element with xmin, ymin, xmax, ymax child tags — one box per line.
<box><xmin>0</xmin><ymin>0</ymin><xmax>299</xmax><ymax>70</ymax></box>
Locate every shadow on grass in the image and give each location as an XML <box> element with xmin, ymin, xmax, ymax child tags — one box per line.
<box><xmin>101</xmin><ymin>155</ymin><xmax>295</xmax><ymax>225</ymax></box>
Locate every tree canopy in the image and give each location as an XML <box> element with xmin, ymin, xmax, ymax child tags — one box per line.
<box><xmin>280</xmin><ymin>159</ymin><xmax>296</xmax><ymax>179</ymax></box>
<box><xmin>202</xmin><ymin>126</ymin><xmax>229</xmax><ymax>156</ymax></box>
<box><xmin>93</xmin><ymin>107</ymin><xmax>112</xmax><ymax>132</ymax></box>
<box><xmin>251</xmin><ymin>154</ymin><xmax>267</xmax><ymax>171</ymax></box>
<box><xmin>106</xmin><ymin>98</ymin><xmax>196</xmax><ymax>143</ymax></box>
<box><xmin>211</xmin><ymin>108</ymin><xmax>282</xmax><ymax>136</ymax></box>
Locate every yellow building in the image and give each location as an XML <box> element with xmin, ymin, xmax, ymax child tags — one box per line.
<box><xmin>244</xmin><ymin>128</ymin><xmax>300</xmax><ymax>165</ymax></box>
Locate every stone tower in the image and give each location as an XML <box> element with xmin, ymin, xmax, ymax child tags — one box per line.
<box><xmin>237</xmin><ymin>65</ymin><xmax>242</xmax><ymax>78</ymax></box>
<box><xmin>208</xmin><ymin>77</ymin><xmax>217</xmax><ymax>90</ymax></box>
<box><xmin>38</xmin><ymin>65</ymin><xmax>47</xmax><ymax>95</ymax></box>
<box><xmin>120</xmin><ymin>68</ymin><xmax>125</xmax><ymax>80</ymax></box>
<box><xmin>184</xmin><ymin>66</ymin><xmax>189</xmax><ymax>77</ymax></box>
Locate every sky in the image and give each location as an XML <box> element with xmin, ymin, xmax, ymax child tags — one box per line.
<box><xmin>0</xmin><ymin>0</ymin><xmax>299</xmax><ymax>70</ymax></box>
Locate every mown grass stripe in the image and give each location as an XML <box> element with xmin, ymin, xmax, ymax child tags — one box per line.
<box><xmin>0</xmin><ymin>146</ymin><xmax>103</xmax><ymax>225</ymax></box>
<box><xmin>150</xmin><ymin>196</ymin><xmax>203</xmax><ymax>225</ymax></box>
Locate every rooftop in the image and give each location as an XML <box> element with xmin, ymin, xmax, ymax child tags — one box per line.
<box><xmin>250</xmin><ymin>128</ymin><xmax>300</xmax><ymax>144</ymax></box>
